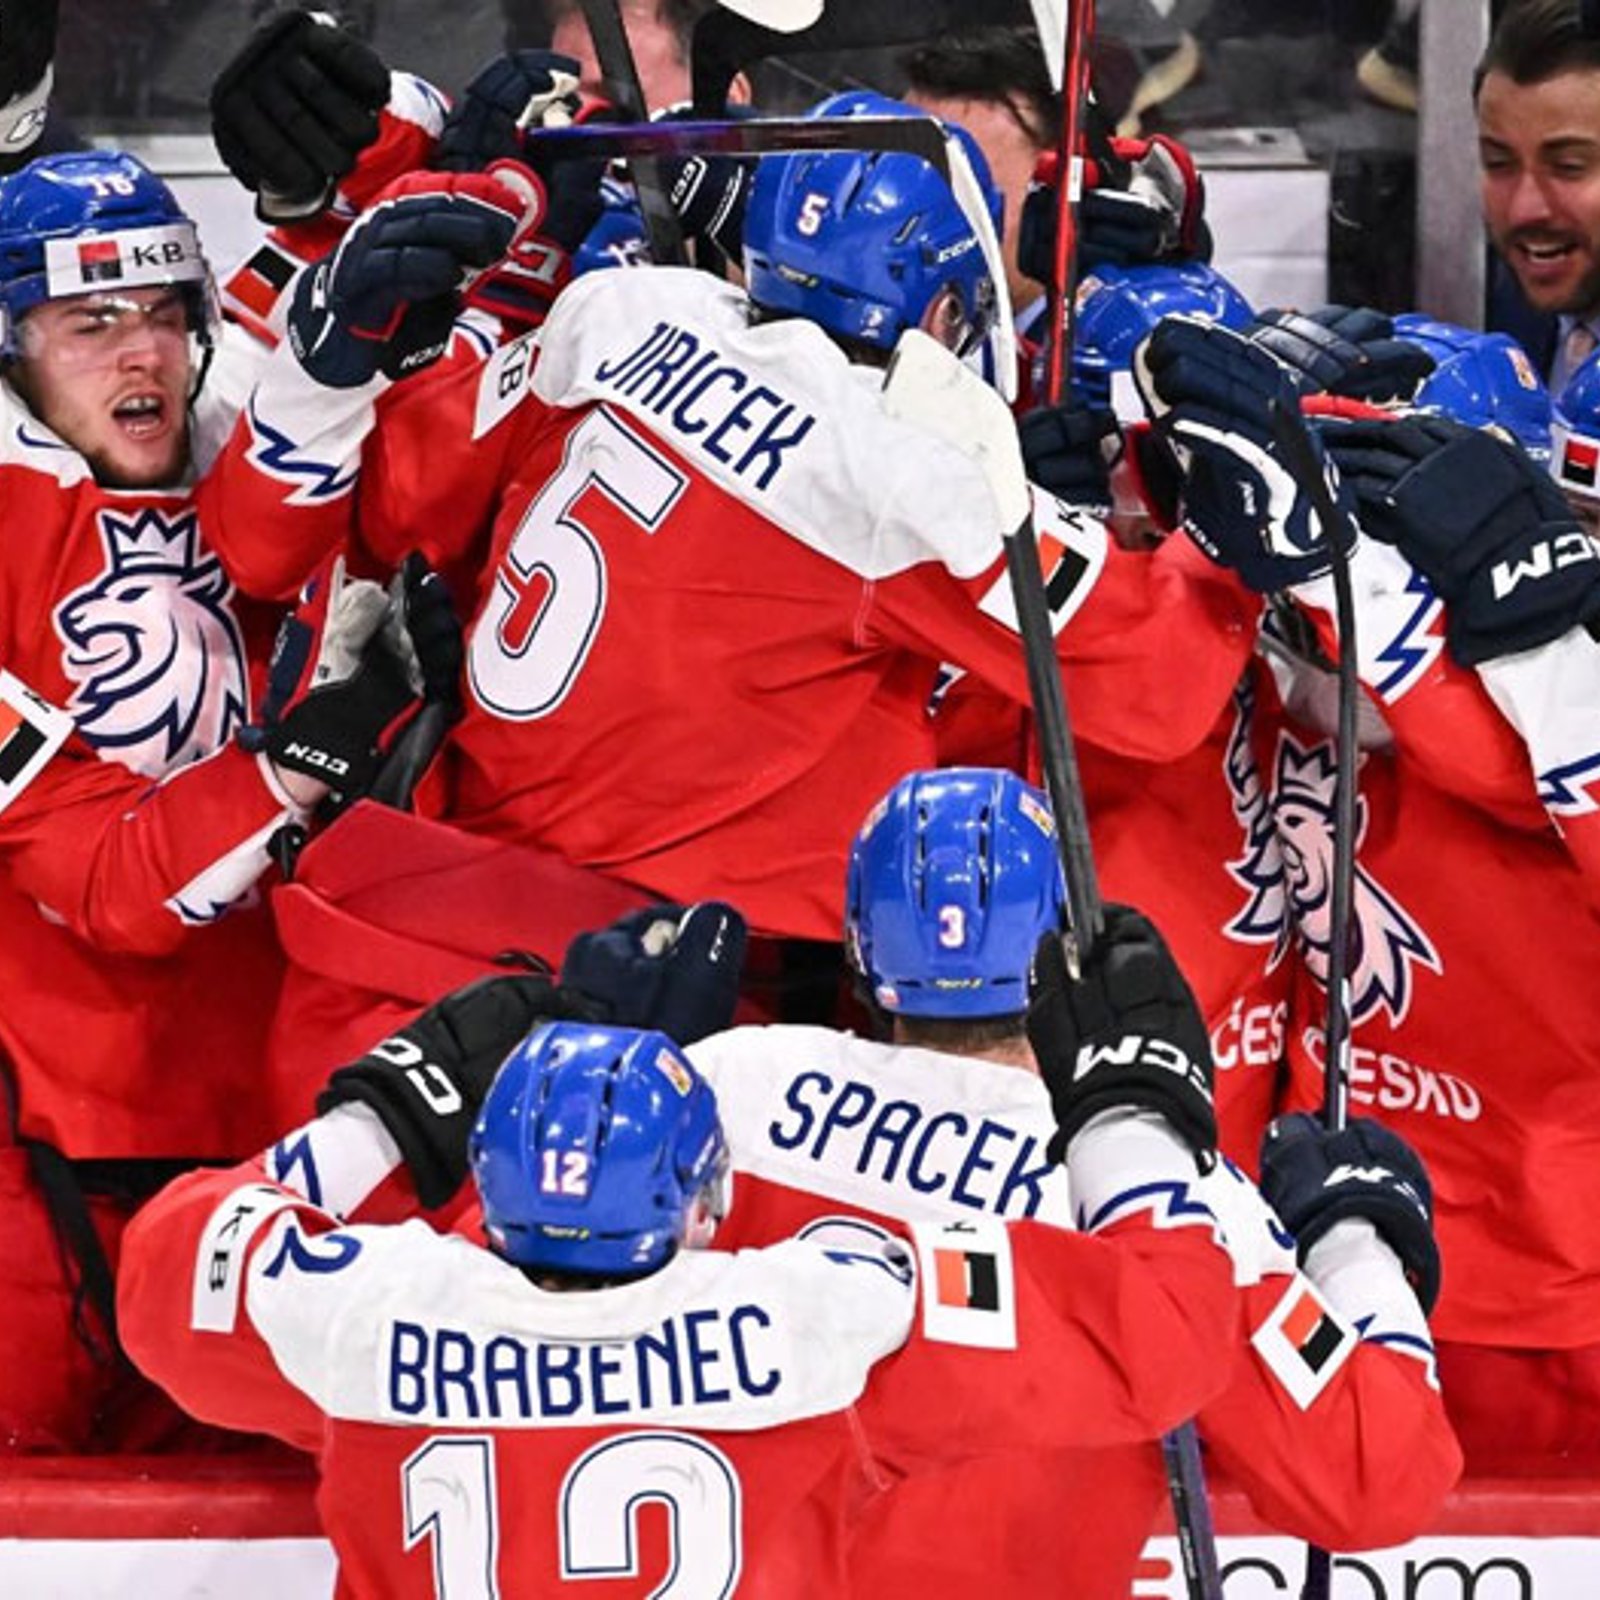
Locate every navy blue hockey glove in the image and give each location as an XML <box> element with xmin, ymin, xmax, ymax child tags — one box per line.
<box><xmin>1259</xmin><ymin>1111</ymin><xmax>1441</xmax><ymax>1314</ymax></box>
<box><xmin>1134</xmin><ymin>317</ymin><xmax>1357</xmax><ymax>591</ymax></box>
<box><xmin>434</xmin><ymin>49</ymin><xmax>581</xmax><ymax>169</ymax></box>
<box><xmin>434</xmin><ymin>51</ymin><xmax>609</xmax><ymax>256</ymax></box>
<box><xmin>1028</xmin><ymin>904</ymin><xmax>1216</xmax><ymax>1163</ymax></box>
<box><xmin>392</xmin><ymin>552</ymin><xmax>463</xmax><ymax>710</ymax></box>
<box><xmin>287</xmin><ymin>168</ymin><xmax>534</xmax><ymax>387</ymax></box>
<box><xmin>318</xmin><ymin>973</ymin><xmax>605</xmax><ymax>1207</ymax></box>
<box><xmin>1019</xmin><ymin>402</ymin><xmax>1122</xmax><ymax>515</ymax></box>
<box><xmin>1321</xmin><ymin>411</ymin><xmax>1600</xmax><ymax>664</ymax></box>
<box><xmin>560</xmin><ymin>902</ymin><xmax>748</xmax><ymax>1046</ymax></box>
<box><xmin>0</xmin><ymin>0</ymin><xmax>57</xmax><ymax>161</ymax></box>
<box><xmin>211</xmin><ymin>7</ymin><xmax>390</xmax><ymax>222</ymax></box>
<box><xmin>1247</xmin><ymin>305</ymin><xmax>1435</xmax><ymax>405</ymax></box>
<box><xmin>241</xmin><ymin>555</ymin><xmax>422</xmax><ymax>798</ymax></box>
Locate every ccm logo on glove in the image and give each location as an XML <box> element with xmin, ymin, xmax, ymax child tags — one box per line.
<box><xmin>1491</xmin><ymin>529</ymin><xmax>1600</xmax><ymax>599</ymax></box>
<box><xmin>1074</xmin><ymin>1034</ymin><xmax>1208</xmax><ymax>1097</ymax></box>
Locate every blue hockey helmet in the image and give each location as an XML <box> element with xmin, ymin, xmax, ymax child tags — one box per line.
<box><xmin>0</xmin><ymin>149</ymin><xmax>218</xmax><ymax>362</ymax></box>
<box><xmin>469</xmin><ymin>1020</ymin><xmax>729</xmax><ymax>1279</ymax></box>
<box><xmin>846</xmin><ymin>767</ymin><xmax>1066</xmax><ymax>1020</ymax></box>
<box><xmin>1395</xmin><ymin>314</ymin><xmax>1552</xmax><ymax>465</ymax></box>
<box><xmin>1072</xmin><ymin>259</ymin><xmax>1254</xmax><ymax>413</ymax></box>
<box><xmin>743</xmin><ymin>89</ymin><xmax>1004</xmax><ymax>359</ymax></box>
<box><xmin>1550</xmin><ymin>346</ymin><xmax>1600</xmax><ymax>505</ymax></box>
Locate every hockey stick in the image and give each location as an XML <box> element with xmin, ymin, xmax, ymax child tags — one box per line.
<box><xmin>1043</xmin><ymin>0</ymin><xmax>1098</xmax><ymax>406</ymax></box>
<box><xmin>883</xmin><ymin>327</ymin><xmax>1223</xmax><ymax>1600</ymax></box>
<box><xmin>1266</xmin><ymin>401</ymin><xmax>1362</xmax><ymax>1600</ymax></box>
<box><xmin>576</xmin><ymin>0</ymin><xmax>686</xmax><ymax>263</ymax></box>
<box><xmin>524</xmin><ymin>113</ymin><xmax>949</xmax><ymax>174</ymax></box>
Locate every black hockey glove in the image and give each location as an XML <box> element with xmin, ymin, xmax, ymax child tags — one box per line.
<box><xmin>1259</xmin><ymin>1111</ymin><xmax>1441</xmax><ymax>1313</ymax></box>
<box><xmin>1320</xmin><ymin>411</ymin><xmax>1600</xmax><ymax>664</ymax></box>
<box><xmin>1247</xmin><ymin>304</ymin><xmax>1435</xmax><ymax>405</ymax></box>
<box><xmin>1134</xmin><ymin>317</ymin><xmax>1357</xmax><ymax>591</ymax></box>
<box><xmin>560</xmin><ymin>901</ymin><xmax>748</xmax><ymax>1046</ymax></box>
<box><xmin>1028</xmin><ymin>904</ymin><xmax>1216</xmax><ymax>1163</ymax></box>
<box><xmin>210</xmin><ymin>7</ymin><xmax>390</xmax><ymax>222</ymax></box>
<box><xmin>318</xmin><ymin>973</ymin><xmax>605</xmax><ymax>1207</ymax></box>
<box><xmin>287</xmin><ymin>168</ymin><xmax>533</xmax><ymax>388</ymax></box>
<box><xmin>392</xmin><ymin>552</ymin><xmax>463</xmax><ymax>710</ymax></box>
<box><xmin>1019</xmin><ymin>402</ymin><xmax>1122</xmax><ymax>516</ymax></box>
<box><xmin>0</xmin><ymin>0</ymin><xmax>57</xmax><ymax>160</ymax></box>
<box><xmin>241</xmin><ymin>555</ymin><xmax>421</xmax><ymax>798</ymax></box>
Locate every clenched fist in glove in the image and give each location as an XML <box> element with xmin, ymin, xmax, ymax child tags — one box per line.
<box><xmin>1134</xmin><ymin>316</ymin><xmax>1356</xmax><ymax>591</ymax></box>
<box><xmin>1027</xmin><ymin>904</ymin><xmax>1216</xmax><ymax>1163</ymax></box>
<box><xmin>1019</xmin><ymin>402</ymin><xmax>1122</xmax><ymax>516</ymax></box>
<box><xmin>318</xmin><ymin>972</ymin><xmax>604</xmax><ymax>1207</ymax></box>
<box><xmin>1320</xmin><ymin>410</ymin><xmax>1600</xmax><ymax>664</ymax></box>
<box><xmin>1259</xmin><ymin>1111</ymin><xmax>1441</xmax><ymax>1313</ymax></box>
<box><xmin>1020</xmin><ymin>133</ymin><xmax>1210</xmax><ymax>281</ymax></box>
<box><xmin>287</xmin><ymin>167</ymin><xmax>537</xmax><ymax>387</ymax></box>
<box><xmin>241</xmin><ymin>554</ymin><xmax>430</xmax><ymax>800</ymax></box>
<box><xmin>211</xmin><ymin>7</ymin><xmax>390</xmax><ymax>222</ymax></box>
<box><xmin>561</xmin><ymin>901</ymin><xmax>748</xmax><ymax>1046</ymax></box>
<box><xmin>1247</xmin><ymin>304</ymin><xmax>1435</xmax><ymax>405</ymax></box>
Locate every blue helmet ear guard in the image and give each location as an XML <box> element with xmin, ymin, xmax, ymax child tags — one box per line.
<box><xmin>1551</xmin><ymin>347</ymin><xmax>1600</xmax><ymax>505</ymax></box>
<box><xmin>1071</xmin><ymin>260</ymin><xmax>1254</xmax><ymax>412</ymax></box>
<box><xmin>845</xmin><ymin>767</ymin><xmax>1067</xmax><ymax>1020</ymax></box>
<box><xmin>742</xmin><ymin>89</ymin><xmax>1004</xmax><ymax>358</ymax></box>
<box><xmin>0</xmin><ymin>149</ymin><xmax>219</xmax><ymax>361</ymax></box>
<box><xmin>1394</xmin><ymin>313</ymin><xmax>1553</xmax><ymax>467</ymax></box>
<box><xmin>469</xmin><ymin>1021</ymin><xmax>729</xmax><ymax>1280</ymax></box>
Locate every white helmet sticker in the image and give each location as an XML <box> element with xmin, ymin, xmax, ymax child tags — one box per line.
<box><xmin>43</xmin><ymin>220</ymin><xmax>207</xmax><ymax>300</ymax></box>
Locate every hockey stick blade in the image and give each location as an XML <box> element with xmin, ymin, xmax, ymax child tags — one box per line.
<box><xmin>691</xmin><ymin>0</ymin><xmax>1039</xmax><ymax>114</ymax></box>
<box><xmin>881</xmin><ymin>329</ymin><xmax>1102</xmax><ymax>959</ymax></box>
<box><xmin>524</xmin><ymin>114</ymin><xmax>949</xmax><ymax>176</ymax></box>
<box><xmin>716</xmin><ymin>0</ymin><xmax>823</xmax><ymax>32</ymax></box>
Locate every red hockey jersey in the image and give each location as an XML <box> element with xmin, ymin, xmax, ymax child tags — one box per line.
<box><xmin>279</xmin><ymin>267</ymin><xmax>1257</xmax><ymax>942</ymax></box>
<box><xmin>1272</xmin><ymin>538</ymin><xmax>1600</xmax><ymax>1346</ymax></box>
<box><xmin>118</xmin><ymin>1098</ymin><xmax>1238</xmax><ymax>1599</ymax></box>
<box><xmin>689</xmin><ymin>1024</ymin><xmax>1459</xmax><ymax>1594</ymax></box>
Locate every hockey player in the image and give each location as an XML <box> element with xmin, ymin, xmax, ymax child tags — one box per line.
<box><xmin>222</xmin><ymin>88</ymin><xmax>1257</xmax><ymax>959</ymax></box>
<box><xmin>118</xmin><ymin>909</ymin><xmax>1242</xmax><ymax>1597</ymax></box>
<box><xmin>1135</xmin><ymin>312</ymin><xmax>1600</xmax><ymax>1470</ymax></box>
<box><xmin>0</xmin><ymin>14</ymin><xmax>520</xmax><ymax>1448</ymax></box>
<box><xmin>629</xmin><ymin>767</ymin><xmax>1455</xmax><ymax>1594</ymax></box>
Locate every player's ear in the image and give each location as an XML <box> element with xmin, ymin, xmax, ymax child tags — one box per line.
<box><xmin>727</xmin><ymin>70</ymin><xmax>753</xmax><ymax>107</ymax></box>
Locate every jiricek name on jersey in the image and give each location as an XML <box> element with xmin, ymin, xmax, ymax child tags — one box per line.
<box><xmin>593</xmin><ymin>321</ymin><xmax>817</xmax><ymax>490</ymax></box>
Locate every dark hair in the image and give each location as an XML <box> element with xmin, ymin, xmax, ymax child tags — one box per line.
<box><xmin>900</xmin><ymin>25</ymin><xmax>1062</xmax><ymax>150</ymax></box>
<box><xmin>1474</xmin><ymin>0</ymin><xmax>1600</xmax><ymax>98</ymax></box>
<box><xmin>892</xmin><ymin>1011</ymin><xmax>1029</xmax><ymax>1054</ymax></box>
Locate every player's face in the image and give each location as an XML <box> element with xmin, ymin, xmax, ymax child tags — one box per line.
<box><xmin>1479</xmin><ymin>68</ymin><xmax>1600</xmax><ymax>316</ymax></box>
<box><xmin>906</xmin><ymin>90</ymin><xmax>1042</xmax><ymax>310</ymax></box>
<box><xmin>12</xmin><ymin>287</ymin><xmax>192</xmax><ymax>487</ymax></box>
<box><xmin>553</xmin><ymin>2</ymin><xmax>690</xmax><ymax>111</ymax></box>
<box><xmin>551</xmin><ymin>2</ymin><xmax>751</xmax><ymax>113</ymax></box>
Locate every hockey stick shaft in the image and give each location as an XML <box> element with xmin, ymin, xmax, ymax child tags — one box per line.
<box><xmin>523</xmin><ymin>114</ymin><xmax>949</xmax><ymax>173</ymax></box>
<box><xmin>576</xmin><ymin>0</ymin><xmax>686</xmax><ymax>264</ymax></box>
<box><xmin>1043</xmin><ymin>0</ymin><xmax>1097</xmax><ymax>406</ymax></box>
<box><xmin>1267</xmin><ymin>401</ymin><xmax>1361</xmax><ymax>1600</ymax></box>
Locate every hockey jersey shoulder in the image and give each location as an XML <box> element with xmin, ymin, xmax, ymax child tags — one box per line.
<box><xmin>532</xmin><ymin>268</ymin><xmax>1011</xmax><ymax>581</ymax></box>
